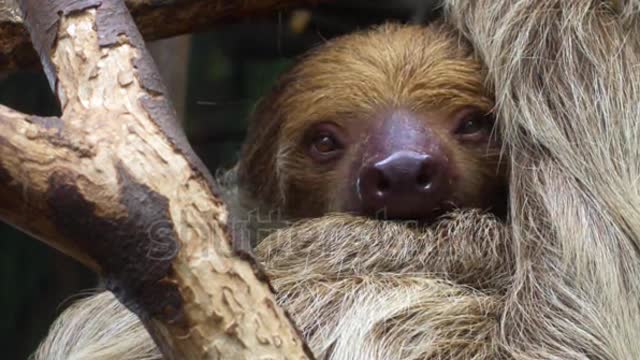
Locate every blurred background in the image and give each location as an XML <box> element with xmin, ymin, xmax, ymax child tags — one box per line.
<box><xmin>0</xmin><ymin>1</ymin><xmax>439</xmax><ymax>358</ymax></box>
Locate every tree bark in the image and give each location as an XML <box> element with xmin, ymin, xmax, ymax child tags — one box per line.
<box><xmin>0</xmin><ymin>0</ymin><xmax>327</xmax><ymax>73</ymax></box>
<box><xmin>0</xmin><ymin>0</ymin><xmax>312</xmax><ymax>359</ymax></box>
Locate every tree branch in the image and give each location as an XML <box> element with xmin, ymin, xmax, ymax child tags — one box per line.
<box><xmin>0</xmin><ymin>0</ymin><xmax>327</xmax><ymax>73</ymax></box>
<box><xmin>0</xmin><ymin>105</ymin><xmax>98</xmax><ymax>269</ymax></box>
<box><xmin>0</xmin><ymin>0</ymin><xmax>312</xmax><ymax>358</ymax></box>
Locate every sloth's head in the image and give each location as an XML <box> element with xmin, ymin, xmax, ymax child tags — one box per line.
<box><xmin>239</xmin><ymin>23</ymin><xmax>507</xmax><ymax>223</ymax></box>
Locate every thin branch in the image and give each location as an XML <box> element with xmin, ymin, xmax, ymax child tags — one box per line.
<box><xmin>0</xmin><ymin>0</ymin><xmax>328</xmax><ymax>73</ymax></box>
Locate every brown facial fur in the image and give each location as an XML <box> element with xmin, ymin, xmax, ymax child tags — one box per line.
<box><xmin>238</xmin><ymin>23</ymin><xmax>506</xmax><ymax>223</ymax></box>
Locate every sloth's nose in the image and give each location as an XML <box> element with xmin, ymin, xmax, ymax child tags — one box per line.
<box><xmin>357</xmin><ymin>150</ymin><xmax>451</xmax><ymax>221</ymax></box>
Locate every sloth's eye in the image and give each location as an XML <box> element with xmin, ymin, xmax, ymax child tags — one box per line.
<box><xmin>306</xmin><ymin>123</ymin><xmax>345</xmax><ymax>162</ymax></box>
<box><xmin>454</xmin><ymin>109</ymin><xmax>494</xmax><ymax>140</ymax></box>
<box><xmin>457</xmin><ymin>116</ymin><xmax>485</xmax><ymax>135</ymax></box>
<box><xmin>312</xmin><ymin>134</ymin><xmax>339</xmax><ymax>154</ymax></box>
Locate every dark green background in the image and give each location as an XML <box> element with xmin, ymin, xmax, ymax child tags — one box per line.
<box><xmin>0</xmin><ymin>2</ymin><xmax>438</xmax><ymax>358</ymax></box>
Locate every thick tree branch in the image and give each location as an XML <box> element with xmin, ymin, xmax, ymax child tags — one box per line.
<box><xmin>0</xmin><ymin>0</ymin><xmax>312</xmax><ymax>358</ymax></box>
<box><xmin>0</xmin><ymin>0</ymin><xmax>327</xmax><ymax>73</ymax></box>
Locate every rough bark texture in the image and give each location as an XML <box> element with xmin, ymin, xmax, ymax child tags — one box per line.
<box><xmin>0</xmin><ymin>0</ymin><xmax>326</xmax><ymax>73</ymax></box>
<box><xmin>0</xmin><ymin>0</ymin><xmax>311</xmax><ymax>359</ymax></box>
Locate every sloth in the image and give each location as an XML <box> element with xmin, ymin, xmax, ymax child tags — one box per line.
<box><xmin>233</xmin><ymin>25</ymin><xmax>510</xmax><ymax>359</ymax></box>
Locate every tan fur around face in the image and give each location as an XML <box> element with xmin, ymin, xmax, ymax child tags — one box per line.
<box><xmin>237</xmin><ymin>23</ymin><xmax>498</xmax><ymax>219</ymax></box>
<box><xmin>274</xmin><ymin>23</ymin><xmax>491</xmax><ymax>130</ymax></box>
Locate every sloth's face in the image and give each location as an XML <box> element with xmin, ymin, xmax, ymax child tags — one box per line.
<box><xmin>269</xmin><ymin>24</ymin><xmax>507</xmax><ymax>222</ymax></box>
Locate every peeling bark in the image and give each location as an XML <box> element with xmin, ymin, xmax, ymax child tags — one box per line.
<box><xmin>0</xmin><ymin>0</ymin><xmax>327</xmax><ymax>73</ymax></box>
<box><xmin>0</xmin><ymin>0</ymin><xmax>312</xmax><ymax>358</ymax></box>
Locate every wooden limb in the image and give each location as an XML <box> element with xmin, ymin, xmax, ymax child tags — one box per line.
<box><xmin>0</xmin><ymin>0</ymin><xmax>312</xmax><ymax>358</ymax></box>
<box><xmin>0</xmin><ymin>0</ymin><xmax>327</xmax><ymax>73</ymax></box>
<box><xmin>0</xmin><ymin>105</ymin><xmax>98</xmax><ymax>269</ymax></box>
